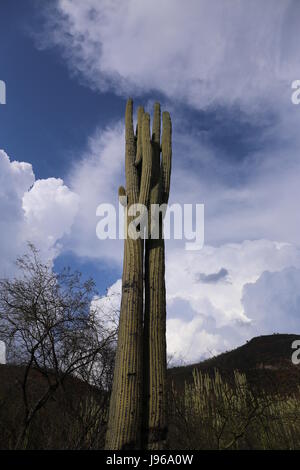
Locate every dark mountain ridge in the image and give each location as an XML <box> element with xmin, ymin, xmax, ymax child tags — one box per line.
<box><xmin>168</xmin><ymin>334</ymin><xmax>300</xmax><ymax>393</ymax></box>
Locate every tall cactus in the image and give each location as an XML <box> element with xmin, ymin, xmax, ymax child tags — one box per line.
<box><xmin>143</xmin><ymin>104</ymin><xmax>172</xmax><ymax>449</ymax></box>
<box><xmin>105</xmin><ymin>99</ymin><xmax>145</xmax><ymax>450</ymax></box>
<box><xmin>105</xmin><ymin>99</ymin><xmax>172</xmax><ymax>450</ymax></box>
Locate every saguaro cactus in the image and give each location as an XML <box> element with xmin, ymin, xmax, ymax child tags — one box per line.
<box><xmin>143</xmin><ymin>104</ymin><xmax>172</xmax><ymax>450</ymax></box>
<box><xmin>105</xmin><ymin>99</ymin><xmax>172</xmax><ymax>450</ymax></box>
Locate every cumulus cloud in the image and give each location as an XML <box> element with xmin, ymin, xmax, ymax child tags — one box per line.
<box><xmin>65</xmin><ymin>123</ymin><xmax>125</xmax><ymax>264</ymax></box>
<box><xmin>167</xmin><ymin>316</ymin><xmax>224</xmax><ymax>364</ymax></box>
<box><xmin>164</xmin><ymin>240</ymin><xmax>300</xmax><ymax>362</ymax></box>
<box><xmin>170</xmin><ymin>102</ymin><xmax>300</xmax><ymax>249</ymax></box>
<box><xmin>0</xmin><ymin>149</ymin><xmax>34</xmax><ymax>276</ymax></box>
<box><xmin>92</xmin><ymin>240</ymin><xmax>300</xmax><ymax>363</ymax></box>
<box><xmin>91</xmin><ymin>279</ymin><xmax>121</xmax><ymax>334</ymax></box>
<box><xmin>23</xmin><ymin>178</ymin><xmax>79</xmax><ymax>260</ymax></box>
<box><xmin>242</xmin><ymin>267</ymin><xmax>300</xmax><ymax>336</ymax></box>
<box><xmin>166</xmin><ymin>240</ymin><xmax>300</xmax><ymax>323</ymax></box>
<box><xmin>0</xmin><ymin>149</ymin><xmax>79</xmax><ymax>275</ymax></box>
<box><xmin>41</xmin><ymin>0</ymin><xmax>299</xmax><ymax>111</ymax></box>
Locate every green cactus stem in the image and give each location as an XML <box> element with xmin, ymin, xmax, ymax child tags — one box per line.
<box><xmin>105</xmin><ymin>99</ymin><xmax>172</xmax><ymax>450</ymax></box>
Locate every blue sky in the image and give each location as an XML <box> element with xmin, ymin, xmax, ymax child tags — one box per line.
<box><xmin>1</xmin><ymin>0</ymin><xmax>300</xmax><ymax>363</ymax></box>
<box><xmin>0</xmin><ymin>0</ymin><xmax>125</xmax><ymax>181</ymax></box>
<box><xmin>0</xmin><ymin>0</ymin><xmax>124</xmax><ymax>291</ymax></box>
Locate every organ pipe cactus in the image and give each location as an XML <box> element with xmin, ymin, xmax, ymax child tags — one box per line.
<box><xmin>105</xmin><ymin>99</ymin><xmax>172</xmax><ymax>450</ymax></box>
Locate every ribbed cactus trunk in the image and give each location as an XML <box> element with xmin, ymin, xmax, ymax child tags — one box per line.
<box><xmin>105</xmin><ymin>99</ymin><xmax>172</xmax><ymax>450</ymax></box>
<box><xmin>105</xmin><ymin>100</ymin><xmax>145</xmax><ymax>450</ymax></box>
<box><xmin>143</xmin><ymin>106</ymin><xmax>172</xmax><ymax>449</ymax></box>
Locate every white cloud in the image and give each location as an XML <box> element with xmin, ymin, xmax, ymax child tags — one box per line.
<box><xmin>169</xmin><ymin>103</ymin><xmax>300</xmax><ymax>249</ymax></box>
<box><xmin>91</xmin><ymin>240</ymin><xmax>300</xmax><ymax>363</ymax></box>
<box><xmin>64</xmin><ymin>123</ymin><xmax>125</xmax><ymax>264</ymax></box>
<box><xmin>242</xmin><ymin>267</ymin><xmax>300</xmax><ymax>336</ymax></box>
<box><xmin>0</xmin><ymin>149</ymin><xmax>35</xmax><ymax>276</ymax></box>
<box><xmin>167</xmin><ymin>239</ymin><xmax>300</xmax><ymax>322</ymax></box>
<box><xmin>91</xmin><ymin>279</ymin><xmax>121</xmax><ymax>334</ymax></box>
<box><xmin>42</xmin><ymin>0</ymin><xmax>299</xmax><ymax>110</ymax></box>
<box><xmin>23</xmin><ymin>178</ymin><xmax>79</xmax><ymax>260</ymax></box>
<box><xmin>164</xmin><ymin>239</ymin><xmax>300</xmax><ymax>362</ymax></box>
<box><xmin>0</xmin><ymin>149</ymin><xmax>79</xmax><ymax>275</ymax></box>
<box><xmin>167</xmin><ymin>317</ymin><xmax>224</xmax><ymax>363</ymax></box>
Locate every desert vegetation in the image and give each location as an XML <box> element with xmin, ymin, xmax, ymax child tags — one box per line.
<box><xmin>1</xmin><ymin>357</ymin><xmax>300</xmax><ymax>449</ymax></box>
<box><xmin>0</xmin><ymin>244</ymin><xmax>117</xmax><ymax>449</ymax></box>
<box><xmin>169</xmin><ymin>369</ymin><xmax>300</xmax><ymax>450</ymax></box>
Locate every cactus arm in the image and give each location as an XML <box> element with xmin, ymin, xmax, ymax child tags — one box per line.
<box><xmin>149</xmin><ymin>102</ymin><xmax>162</xmax><ymax>236</ymax></box>
<box><xmin>137</xmin><ymin>113</ymin><xmax>152</xmax><ymax>207</ymax></box>
<box><xmin>161</xmin><ymin>111</ymin><xmax>172</xmax><ymax>205</ymax></box>
<box><xmin>152</xmin><ymin>102</ymin><xmax>161</xmax><ymax>145</ymax></box>
<box><xmin>125</xmin><ymin>98</ymin><xmax>139</xmax><ymax>204</ymax></box>
<box><xmin>135</xmin><ymin>106</ymin><xmax>145</xmax><ymax>167</ymax></box>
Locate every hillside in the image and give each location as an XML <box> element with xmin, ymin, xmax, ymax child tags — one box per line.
<box><xmin>168</xmin><ymin>334</ymin><xmax>300</xmax><ymax>394</ymax></box>
<box><xmin>0</xmin><ymin>364</ymin><xmax>107</xmax><ymax>449</ymax></box>
<box><xmin>1</xmin><ymin>334</ymin><xmax>300</xmax><ymax>449</ymax></box>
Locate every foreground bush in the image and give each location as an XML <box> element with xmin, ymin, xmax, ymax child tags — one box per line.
<box><xmin>168</xmin><ymin>369</ymin><xmax>300</xmax><ymax>450</ymax></box>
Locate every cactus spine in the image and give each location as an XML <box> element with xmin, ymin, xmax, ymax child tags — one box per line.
<box><xmin>105</xmin><ymin>99</ymin><xmax>172</xmax><ymax>450</ymax></box>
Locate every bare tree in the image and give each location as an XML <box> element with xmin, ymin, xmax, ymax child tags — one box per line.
<box><xmin>0</xmin><ymin>244</ymin><xmax>117</xmax><ymax>449</ymax></box>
